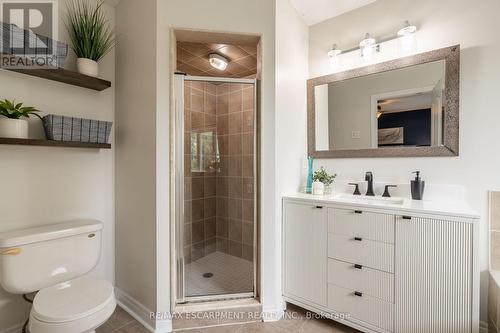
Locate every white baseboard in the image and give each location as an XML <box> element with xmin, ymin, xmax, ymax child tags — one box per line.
<box><xmin>115</xmin><ymin>288</ymin><xmax>172</xmax><ymax>333</ymax></box>
<box><xmin>154</xmin><ymin>320</ymin><xmax>173</xmax><ymax>333</ymax></box>
<box><xmin>261</xmin><ymin>306</ymin><xmax>284</xmax><ymax>322</ymax></box>
<box><xmin>0</xmin><ymin>323</ymin><xmax>23</xmax><ymax>333</ymax></box>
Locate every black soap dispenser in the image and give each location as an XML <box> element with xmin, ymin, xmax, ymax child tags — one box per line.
<box><xmin>411</xmin><ymin>171</ymin><xmax>425</xmax><ymax>200</ymax></box>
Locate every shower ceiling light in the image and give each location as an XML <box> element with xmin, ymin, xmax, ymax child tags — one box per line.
<box><xmin>209</xmin><ymin>53</ymin><xmax>228</xmax><ymax>71</ymax></box>
<box><xmin>398</xmin><ymin>21</ymin><xmax>418</xmax><ymax>36</ymax></box>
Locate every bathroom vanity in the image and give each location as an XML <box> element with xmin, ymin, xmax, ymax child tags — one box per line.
<box><xmin>282</xmin><ymin>193</ymin><xmax>479</xmax><ymax>333</ymax></box>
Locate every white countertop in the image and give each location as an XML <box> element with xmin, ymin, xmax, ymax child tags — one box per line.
<box><xmin>284</xmin><ymin>192</ymin><xmax>480</xmax><ymax>220</ymax></box>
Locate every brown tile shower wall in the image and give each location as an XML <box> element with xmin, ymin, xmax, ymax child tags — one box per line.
<box><xmin>215</xmin><ymin>83</ymin><xmax>255</xmax><ymax>262</ymax></box>
<box><xmin>184</xmin><ymin>81</ymin><xmax>255</xmax><ymax>263</ymax></box>
<box><xmin>184</xmin><ymin>81</ymin><xmax>217</xmax><ymax>263</ymax></box>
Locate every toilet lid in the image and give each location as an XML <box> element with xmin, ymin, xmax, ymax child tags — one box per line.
<box><xmin>31</xmin><ymin>276</ymin><xmax>115</xmax><ymax>323</ymax></box>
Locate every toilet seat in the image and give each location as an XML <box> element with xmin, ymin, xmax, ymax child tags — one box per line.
<box><xmin>29</xmin><ymin>276</ymin><xmax>116</xmax><ymax>333</ymax></box>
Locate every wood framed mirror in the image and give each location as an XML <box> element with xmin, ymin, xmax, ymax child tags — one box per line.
<box><xmin>307</xmin><ymin>45</ymin><xmax>459</xmax><ymax>158</ymax></box>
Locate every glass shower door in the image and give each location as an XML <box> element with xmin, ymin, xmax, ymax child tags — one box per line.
<box><xmin>175</xmin><ymin>74</ymin><xmax>256</xmax><ymax>302</ymax></box>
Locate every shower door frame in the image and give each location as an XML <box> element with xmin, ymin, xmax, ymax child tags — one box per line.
<box><xmin>174</xmin><ymin>74</ymin><xmax>258</xmax><ymax>304</ymax></box>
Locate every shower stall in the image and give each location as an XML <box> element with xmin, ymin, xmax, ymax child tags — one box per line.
<box><xmin>174</xmin><ymin>74</ymin><xmax>257</xmax><ymax>303</ymax></box>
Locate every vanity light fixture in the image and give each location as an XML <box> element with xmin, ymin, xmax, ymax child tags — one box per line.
<box><xmin>328</xmin><ymin>21</ymin><xmax>417</xmax><ymax>62</ymax></box>
<box><xmin>397</xmin><ymin>21</ymin><xmax>418</xmax><ymax>37</ymax></box>
<box><xmin>397</xmin><ymin>21</ymin><xmax>418</xmax><ymax>53</ymax></box>
<box><xmin>328</xmin><ymin>44</ymin><xmax>342</xmax><ymax>58</ymax></box>
<box><xmin>328</xmin><ymin>44</ymin><xmax>342</xmax><ymax>67</ymax></box>
<box><xmin>359</xmin><ymin>33</ymin><xmax>376</xmax><ymax>49</ymax></box>
<box><xmin>359</xmin><ymin>33</ymin><xmax>379</xmax><ymax>58</ymax></box>
<box><xmin>208</xmin><ymin>53</ymin><xmax>228</xmax><ymax>71</ymax></box>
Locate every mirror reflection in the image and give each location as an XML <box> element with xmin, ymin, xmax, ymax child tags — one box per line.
<box><xmin>314</xmin><ymin>60</ymin><xmax>445</xmax><ymax>151</ymax></box>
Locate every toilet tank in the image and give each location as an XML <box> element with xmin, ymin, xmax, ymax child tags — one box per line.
<box><xmin>0</xmin><ymin>220</ymin><xmax>103</xmax><ymax>294</ymax></box>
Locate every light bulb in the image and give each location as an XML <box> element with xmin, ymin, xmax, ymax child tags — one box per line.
<box><xmin>359</xmin><ymin>33</ymin><xmax>377</xmax><ymax>59</ymax></box>
<box><xmin>397</xmin><ymin>21</ymin><xmax>417</xmax><ymax>37</ymax></box>
<box><xmin>208</xmin><ymin>53</ymin><xmax>228</xmax><ymax>71</ymax></box>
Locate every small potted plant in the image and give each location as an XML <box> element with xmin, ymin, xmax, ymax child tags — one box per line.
<box><xmin>313</xmin><ymin>167</ymin><xmax>337</xmax><ymax>195</ymax></box>
<box><xmin>0</xmin><ymin>99</ymin><xmax>42</xmax><ymax>139</ymax></box>
<box><xmin>66</xmin><ymin>0</ymin><xmax>116</xmax><ymax>77</ymax></box>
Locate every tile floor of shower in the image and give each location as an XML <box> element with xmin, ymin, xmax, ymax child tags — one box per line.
<box><xmin>186</xmin><ymin>251</ymin><xmax>253</xmax><ymax>296</ymax></box>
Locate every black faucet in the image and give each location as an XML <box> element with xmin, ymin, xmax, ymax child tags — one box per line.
<box><xmin>365</xmin><ymin>172</ymin><xmax>375</xmax><ymax>196</ymax></box>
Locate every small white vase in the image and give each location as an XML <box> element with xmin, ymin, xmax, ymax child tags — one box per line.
<box><xmin>76</xmin><ymin>58</ymin><xmax>99</xmax><ymax>77</ymax></box>
<box><xmin>312</xmin><ymin>181</ymin><xmax>325</xmax><ymax>195</ymax></box>
<box><xmin>0</xmin><ymin>118</ymin><xmax>28</xmax><ymax>139</ymax></box>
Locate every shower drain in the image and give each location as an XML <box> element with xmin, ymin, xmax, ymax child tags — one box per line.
<box><xmin>203</xmin><ymin>272</ymin><xmax>214</xmax><ymax>278</ymax></box>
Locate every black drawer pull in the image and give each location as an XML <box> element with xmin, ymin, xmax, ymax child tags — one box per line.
<box><xmin>354</xmin><ymin>237</ymin><xmax>363</xmax><ymax>241</ymax></box>
<box><xmin>402</xmin><ymin>216</ymin><xmax>412</xmax><ymax>220</ymax></box>
<box><xmin>354</xmin><ymin>210</ymin><xmax>363</xmax><ymax>214</ymax></box>
<box><xmin>354</xmin><ymin>291</ymin><xmax>363</xmax><ymax>297</ymax></box>
<box><xmin>315</xmin><ymin>206</ymin><xmax>323</xmax><ymax>209</ymax></box>
<box><xmin>354</xmin><ymin>264</ymin><xmax>363</xmax><ymax>269</ymax></box>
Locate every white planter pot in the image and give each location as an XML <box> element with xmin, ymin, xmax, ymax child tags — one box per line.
<box><xmin>0</xmin><ymin>118</ymin><xmax>28</xmax><ymax>139</ymax></box>
<box><xmin>76</xmin><ymin>58</ymin><xmax>99</xmax><ymax>77</ymax></box>
<box><xmin>312</xmin><ymin>181</ymin><xmax>325</xmax><ymax>195</ymax></box>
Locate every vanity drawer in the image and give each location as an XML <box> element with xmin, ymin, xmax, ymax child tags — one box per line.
<box><xmin>328</xmin><ymin>233</ymin><xmax>394</xmax><ymax>273</ymax></box>
<box><xmin>328</xmin><ymin>208</ymin><xmax>394</xmax><ymax>244</ymax></box>
<box><xmin>328</xmin><ymin>259</ymin><xmax>394</xmax><ymax>303</ymax></box>
<box><xmin>328</xmin><ymin>284</ymin><xmax>394</xmax><ymax>332</ymax></box>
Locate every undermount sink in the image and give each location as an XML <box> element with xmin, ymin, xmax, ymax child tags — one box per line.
<box><xmin>334</xmin><ymin>194</ymin><xmax>405</xmax><ymax>205</ymax></box>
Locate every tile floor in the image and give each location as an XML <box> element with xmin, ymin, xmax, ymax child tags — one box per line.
<box><xmin>98</xmin><ymin>304</ymin><xmax>361</xmax><ymax>333</ymax></box>
<box><xmin>186</xmin><ymin>251</ymin><xmax>253</xmax><ymax>296</ymax></box>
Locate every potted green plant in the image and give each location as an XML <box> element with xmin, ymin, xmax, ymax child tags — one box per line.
<box><xmin>313</xmin><ymin>167</ymin><xmax>337</xmax><ymax>195</ymax></box>
<box><xmin>0</xmin><ymin>99</ymin><xmax>42</xmax><ymax>139</ymax></box>
<box><xmin>66</xmin><ymin>0</ymin><xmax>116</xmax><ymax>77</ymax></box>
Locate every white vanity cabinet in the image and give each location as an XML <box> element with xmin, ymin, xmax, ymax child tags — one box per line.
<box><xmin>283</xmin><ymin>201</ymin><xmax>328</xmax><ymax>307</ymax></box>
<box><xmin>394</xmin><ymin>215</ymin><xmax>474</xmax><ymax>333</ymax></box>
<box><xmin>282</xmin><ymin>196</ymin><xmax>479</xmax><ymax>333</ymax></box>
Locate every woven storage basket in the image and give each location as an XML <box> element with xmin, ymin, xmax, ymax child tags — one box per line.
<box><xmin>43</xmin><ymin>114</ymin><xmax>112</xmax><ymax>144</ymax></box>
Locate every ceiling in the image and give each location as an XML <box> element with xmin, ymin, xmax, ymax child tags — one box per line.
<box><xmin>290</xmin><ymin>0</ymin><xmax>377</xmax><ymax>26</ymax></box>
<box><xmin>378</xmin><ymin>93</ymin><xmax>433</xmax><ymax>114</ymax></box>
<box><xmin>176</xmin><ymin>41</ymin><xmax>257</xmax><ymax>78</ymax></box>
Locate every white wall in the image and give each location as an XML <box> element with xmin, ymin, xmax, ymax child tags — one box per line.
<box><xmin>276</xmin><ymin>0</ymin><xmax>309</xmax><ymax>317</ymax></box>
<box><xmin>0</xmin><ymin>1</ymin><xmax>115</xmax><ymax>330</ymax></box>
<box><xmin>114</xmin><ymin>0</ymin><xmax>158</xmax><ymax>328</ymax></box>
<box><xmin>308</xmin><ymin>0</ymin><xmax>500</xmax><ymax>323</ymax></box>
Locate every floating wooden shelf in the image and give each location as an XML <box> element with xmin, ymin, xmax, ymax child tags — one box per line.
<box><xmin>4</xmin><ymin>66</ymin><xmax>112</xmax><ymax>91</ymax></box>
<box><xmin>0</xmin><ymin>138</ymin><xmax>111</xmax><ymax>149</ymax></box>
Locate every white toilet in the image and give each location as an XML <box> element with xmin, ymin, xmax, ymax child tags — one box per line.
<box><xmin>0</xmin><ymin>220</ymin><xmax>116</xmax><ymax>333</ymax></box>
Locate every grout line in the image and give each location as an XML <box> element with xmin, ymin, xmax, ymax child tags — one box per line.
<box><xmin>173</xmin><ymin>320</ymin><xmax>258</xmax><ymax>332</ymax></box>
<box><xmin>295</xmin><ymin>317</ymin><xmax>309</xmax><ymax>333</ymax></box>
